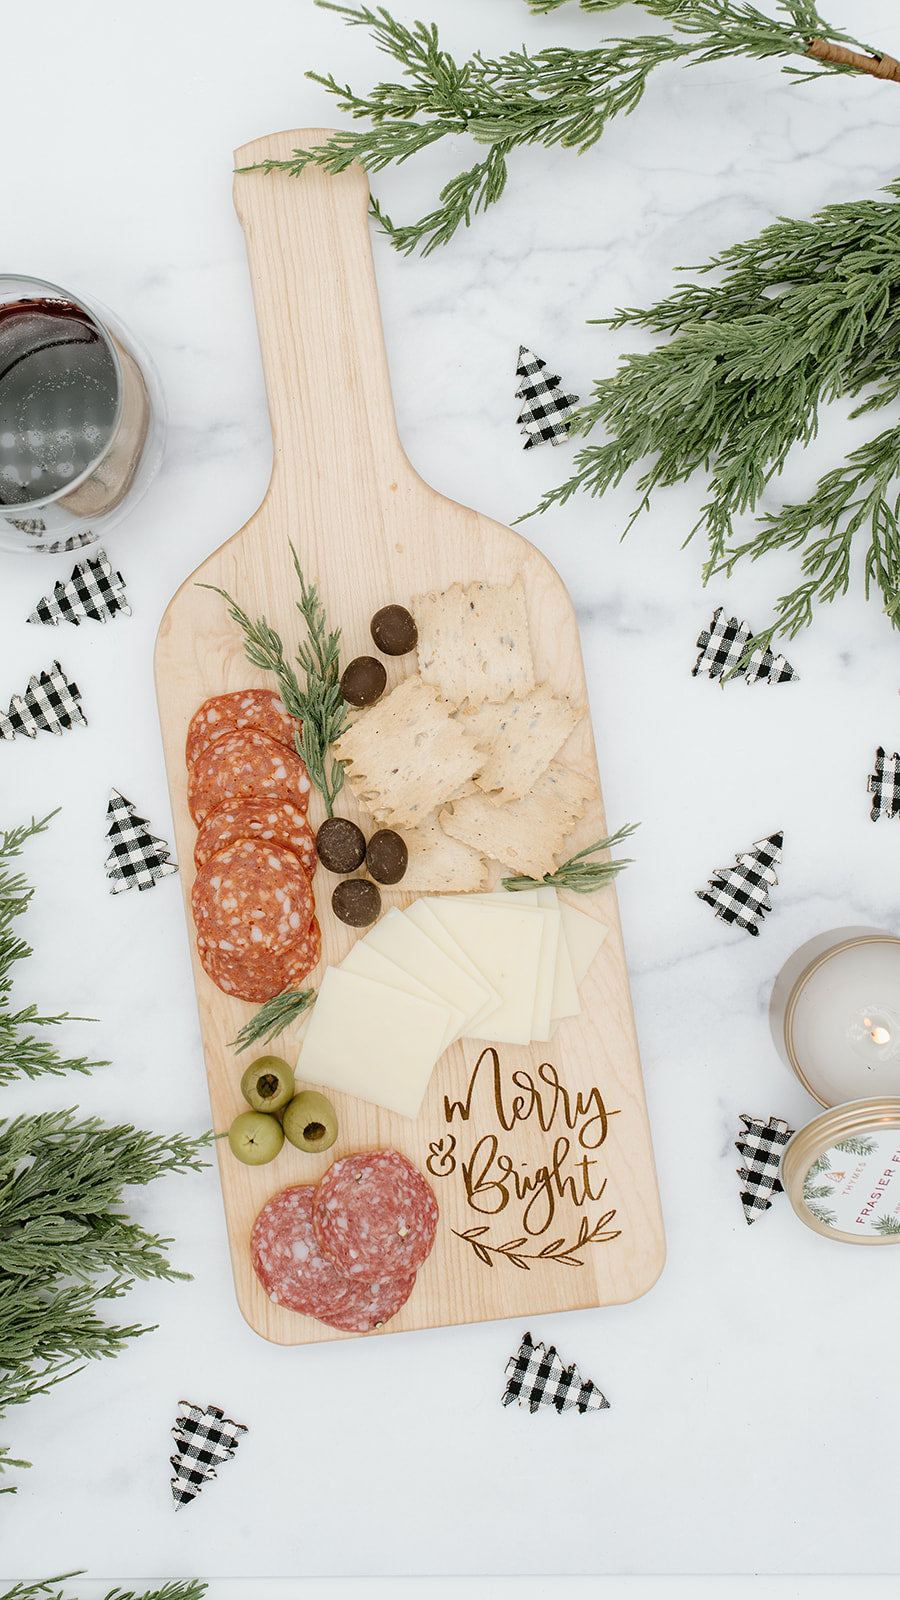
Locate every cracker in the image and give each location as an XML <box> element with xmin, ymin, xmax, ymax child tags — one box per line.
<box><xmin>397</xmin><ymin>818</ymin><xmax>490</xmax><ymax>894</ymax></box>
<box><xmin>459</xmin><ymin>685</ymin><xmax>585</xmax><ymax>805</ymax></box>
<box><xmin>332</xmin><ymin>674</ymin><xmax>482</xmax><ymax>829</ymax></box>
<box><xmin>412</xmin><ymin>577</ymin><xmax>535</xmax><ymax>705</ymax></box>
<box><xmin>438</xmin><ymin>762</ymin><xmax>599</xmax><ymax>879</ymax></box>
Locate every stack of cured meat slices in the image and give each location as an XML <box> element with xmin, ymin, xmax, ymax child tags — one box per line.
<box><xmin>185</xmin><ymin>690</ymin><xmax>321</xmax><ymax>1002</ymax></box>
<box><xmin>251</xmin><ymin>1150</ymin><xmax>439</xmax><ymax>1333</ymax></box>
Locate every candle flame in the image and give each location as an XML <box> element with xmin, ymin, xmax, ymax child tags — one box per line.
<box><xmin>872</xmin><ymin>1026</ymin><xmax>891</xmax><ymax>1045</ymax></box>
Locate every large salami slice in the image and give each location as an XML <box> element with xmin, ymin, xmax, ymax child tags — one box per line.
<box><xmin>188</xmin><ymin>727</ymin><xmax>312</xmax><ymax>825</ymax></box>
<box><xmin>251</xmin><ymin>1186</ymin><xmax>416</xmax><ymax>1332</ymax></box>
<box><xmin>313</xmin><ymin>1149</ymin><xmax>439</xmax><ymax>1280</ymax></box>
<box><xmin>191</xmin><ymin>839</ymin><xmax>314</xmax><ymax>958</ymax></box>
<box><xmin>279</xmin><ymin>914</ymin><xmax>322</xmax><ymax>988</ymax></box>
<box><xmin>186</xmin><ymin>689</ymin><xmax>302</xmax><ymax>769</ymax></box>
<box><xmin>194</xmin><ymin>797</ymin><xmax>317</xmax><ymax>878</ymax></box>
<box><xmin>197</xmin><ymin>940</ymin><xmax>292</xmax><ymax>1003</ymax></box>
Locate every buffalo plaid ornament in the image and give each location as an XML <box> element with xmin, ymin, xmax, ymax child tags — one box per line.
<box><xmin>696</xmin><ymin>832</ymin><xmax>783</xmax><ymax>936</ymax></box>
<box><xmin>867</xmin><ymin>747</ymin><xmax>900</xmax><ymax>819</ymax></box>
<box><xmin>27</xmin><ymin>548</ymin><xmax>131</xmax><ymax>625</ymax></box>
<box><xmin>104</xmin><ymin>789</ymin><xmax>177</xmax><ymax>892</ymax></box>
<box><xmin>515</xmin><ymin>347</ymin><xmax>579</xmax><ymax>449</ymax></box>
<box><xmin>693</xmin><ymin>607</ymin><xmax>798</xmax><ymax>684</ymax></box>
<box><xmin>736</xmin><ymin>1114</ymin><xmax>794</xmax><ymax>1224</ymax></box>
<box><xmin>502</xmin><ymin>1332</ymin><xmax>609</xmax><ymax>1414</ymax></box>
<box><xmin>170</xmin><ymin>1401</ymin><xmax>247</xmax><ymax>1508</ymax></box>
<box><xmin>0</xmin><ymin>660</ymin><xmax>87</xmax><ymax>740</ymax></box>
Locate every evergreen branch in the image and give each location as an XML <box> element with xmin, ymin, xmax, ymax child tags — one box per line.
<box><xmin>0</xmin><ymin>1585</ymin><xmax>207</xmax><ymax>1600</ymax></box>
<box><xmin>231</xmin><ymin>987</ymin><xmax>317</xmax><ymax>1053</ymax></box>
<box><xmin>502</xmin><ymin>822</ymin><xmax>639</xmax><ymax>893</ymax></box>
<box><xmin>530</xmin><ymin>185</ymin><xmax>900</xmax><ymax>644</ymax></box>
<box><xmin>201</xmin><ymin>552</ymin><xmax>348</xmax><ymax>814</ymax></box>
<box><xmin>246</xmin><ymin>1</ymin><xmax>880</xmax><ymax>254</ymax></box>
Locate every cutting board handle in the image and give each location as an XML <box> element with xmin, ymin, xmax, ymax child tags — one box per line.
<box><xmin>233</xmin><ymin>129</ymin><xmax>406</xmax><ymax>493</ymax></box>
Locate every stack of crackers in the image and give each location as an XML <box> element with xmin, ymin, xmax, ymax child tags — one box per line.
<box><xmin>333</xmin><ymin>577</ymin><xmax>599</xmax><ymax>890</ymax></box>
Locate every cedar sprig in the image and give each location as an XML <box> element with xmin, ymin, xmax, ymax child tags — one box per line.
<box><xmin>248</xmin><ymin>2</ymin><xmax>875</xmax><ymax>255</ymax></box>
<box><xmin>530</xmin><ymin>185</ymin><xmax>900</xmax><ymax>645</ymax></box>
<box><xmin>0</xmin><ymin>1585</ymin><xmax>207</xmax><ymax>1600</ymax></box>
<box><xmin>201</xmin><ymin>550</ymin><xmax>348</xmax><ymax>814</ymax></box>
<box><xmin>502</xmin><ymin>822</ymin><xmax>638</xmax><ymax>894</ymax></box>
<box><xmin>231</xmin><ymin>987</ymin><xmax>317</xmax><ymax>1053</ymax></box>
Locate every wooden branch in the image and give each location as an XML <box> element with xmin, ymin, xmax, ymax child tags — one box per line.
<box><xmin>807</xmin><ymin>38</ymin><xmax>900</xmax><ymax>82</ymax></box>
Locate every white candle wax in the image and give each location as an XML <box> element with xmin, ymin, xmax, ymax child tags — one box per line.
<box><xmin>772</xmin><ymin>931</ymin><xmax>900</xmax><ymax>1106</ymax></box>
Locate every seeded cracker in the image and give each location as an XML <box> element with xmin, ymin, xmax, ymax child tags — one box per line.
<box><xmin>332</xmin><ymin>674</ymin><xmax>483</xmax><ymax>829</ymax></box>
<box><xmin>412</xmin><ymin>577</ymin><xmax>535</xmax><ymax>705</ymax></box>
<box><xmin>398</xmin><ymin>818</ymin><xmax>490</xmax><ymax>893</ymax></box>
<box><xmin>458</xmin><ymin>685</ymin><xmax>585</xmax><ymax>805</ymax></box>
<box><xmin>438</xmin><ymin>762</ymin><xmax>599</xmax><ymax>878</ymax></box>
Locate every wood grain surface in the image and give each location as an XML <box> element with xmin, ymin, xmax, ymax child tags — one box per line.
<box><xmin>154</xmin><ymin>129</ymin><xmax>665</xmax><ymax>1344</ymax></box>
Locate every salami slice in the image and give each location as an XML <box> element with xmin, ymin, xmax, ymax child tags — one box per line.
<box><xmin>186</xmin><ymin>689</ymin><xmax>301</xmax><ymax>769</ymax></box>
<box><xmin>194</xmin><ymin>797</ymin><xmax>317</xmax><ymax>878</ymax></box>
<box><xmin>251</xmin><ymin>1185</ymin><xmax>415</xmax><ymax>1332</ymax></box>
<box><xmin>188</xmin><ymin>728</ymin><xmax>312</xmax><ymax>825</ymax></box>
<box><xmin>191</xmin><ymin>839</ymin><xmax>314</xmax><ymax>958</ymax></box>
<box><xmin>279</xmin><ymin>914</ymin><xmax>322</xmax><ymax>987</ymax></box>
<box><xmin>313</xmin><ymin>1149</ymin><xmax>439</xmax><ymax>1280</ymax></box>
<box><xmin>197</xmin><ymin>941</ymin><xmax>291</xmax><ymax>1003</ymax></box>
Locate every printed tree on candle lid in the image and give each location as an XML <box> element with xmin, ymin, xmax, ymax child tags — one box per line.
<box><xmin>696</xmin><ymin>832</ymin><xmax>783</xmax><ymax>936</ymax></box>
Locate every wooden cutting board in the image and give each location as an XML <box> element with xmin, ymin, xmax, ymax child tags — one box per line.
<box><xmin>154</xmin><ymin>129</ymin><xmax>665</xmax><ymax>1344</ymax></box>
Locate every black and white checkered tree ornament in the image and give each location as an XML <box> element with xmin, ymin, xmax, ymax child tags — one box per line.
<box><xmin>502</xmin><ymin>1332</ymin><xmax>609</xmax><ymax>1414</ymax></box>
<box><xmin>736</xmin><ymin>1114</ymin><xmax>794</xmax><ymax>1224</ymax></box>
<box><xmin>693</xmin><ymin>607</ymin><xmax>798</xmax><ymax>684</ymax></box>
<box><xmin>105</xmin><ymin>789</ymin><xmax>177</xmax><ymax>893</ymax></box>
<box><xmin>0</xmin><ymin>660</ymin><xmax>87</xmax><ymax>740</ymax></box>
<box><xmin>170</xmin><ymin>1401</ymin><xmax>247</xmax><ymax>1509</ymax></box>
<box><xmin>696</xmin><ymin>831</ymin><xmax>783</xmax><ymax>936</ymax></box>
<box><xmin>515</xmin><ymin>347</ymin><xmax>579</xmax><ymax>449</ymax></box>
<box><xmin>867</xmin><ymin>747</ymin><xmax>900</xmax><ymax>819</ymax></box>
<box><xmin>27</xmin><ymin>547</ymin><xmax>131</xmax><ymax>626</ymax></box>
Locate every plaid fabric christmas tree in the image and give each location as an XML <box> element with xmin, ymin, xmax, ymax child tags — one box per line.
<box><xmin>502</xmin><ymin>1332</ymin><xmax>609</xmax><ymax>1414</ymax></box>
<box><xmin>104</xmin><ymin>790</ymin><xmax>177</xmax><ymax>893</ymax></box>
<box><xmin>867</xmin><ymin>747</ymin><xmax>900</xmax><ymax>819</ymax></box>
<box><xmin>515</xmin><ymin>347</ymin><xmax>579</xmax><ymax>448</ymax></box>
<box><xmin>735</xmin><ymin>1114</ymin><xmax>794</xmax><ymax>1223</ymax></box>
<box><xmin>696</xmin><ymin>832</ymin><xmax>783</xmax><ymax>936</ymax></box>
<box><xmin>0</xmin><ymin>661</ymin><xmax>86</xmax><ymax>739</ymax></box>
<box><xmin>692</xmin><ymin>607</ymin><xmax>798</xmax><ymax>684</ymax></box>
<box><xmin>27</xmin><ymin>548</ymin><xmax>131</xmax><ymax>625</ymax></box>
<box><xmin>170</xmin><ymin>1401</ymin><xmax>247</xmax><ymax>1508</ymax></box>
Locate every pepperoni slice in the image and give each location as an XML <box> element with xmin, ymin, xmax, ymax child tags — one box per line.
<box><xmin>194</xmin><ymin>797</ymin><xmax>317</xmax><ymax>878</ymax></box>
<box><xmin>186</xmin><ymin>689</ymin><xmax>301</xmax><ymax>769</ymax></box>
<box><xmin>191</xmin><ymin>839</ymin><xmax>313</xmax><ymax>959</ymax></box>
<box><xmin>188</xmin><ymin>728</ymin><xmax>312</xmax><ymax>825</ymax></box>
<box><xmin>313</xmin><ymin>1149</ymin><xmax>439</xmax><ymax>1280</ymax></box>
<box><xmin>197</xmin><ymin>942</ymin><xmax>291</xmax><ymax>1003</ymax></box>
<box><xmin>280</xmin><ymin>914</ymin><xmax>322</xmax><ymax>988</ymax></box>
<box><xmin>251</xmin><ymin>1186</ymin><xmax>416</xmax><ymax>1332</ymax></box>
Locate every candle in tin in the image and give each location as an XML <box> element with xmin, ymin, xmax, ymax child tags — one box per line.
<box><xmin>780</xmin><ymin>1099</ymin><xmax>900</xmax><ymax>1244</ymax></box>
<box><xmin>769</xmin><ymin>928</ymin><xmax>900</xmax><ymax>1108</ymax></box>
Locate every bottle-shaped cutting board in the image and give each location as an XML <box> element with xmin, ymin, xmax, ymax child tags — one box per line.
<box><xmin>155</xmin><ymin>130</ymin><xmax>665</xmax><ymax>1343</ymax></box>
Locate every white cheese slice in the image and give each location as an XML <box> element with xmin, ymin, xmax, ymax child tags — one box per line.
<box><xmin>339</xmin><ymin>935</ymin><xmax>464</xmax><ymax>1054</ymax></box>
<box><xmin>403</xmin><ymin>899</ymin><xmax>502</xmax><ymax>1032</ymax></box>
<box><xmin>559</xmin><ymin>900</ymin><xmax>610</xmax><ymax>987</ymax></box>
<box><xmin>533</xmin><ymin>886</ymin><xmax>580</xmax><ymax>1024</ymax></box>
<box><xmin>296</xmin><ymin>966</ymin><xmax>450</xmax><ymax>1119</ymax></box>
<box><xmin>530</xmin><ymin>899</ymin><xmax>561</xmax><ymax>1042</ymax></box>
<box><xmin>420</xmin><ymin>897</ymin><xmax>546</xmax><ymax>1046</ymax></box>
<box><xmin>367</xmin><ymin>905</ymin><xmax>497</xmax><ymax>1038</ymax></box>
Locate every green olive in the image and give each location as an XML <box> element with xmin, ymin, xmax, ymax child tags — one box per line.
<box><xmin>240</xmin><ymin>1054</ymin><xmax>295</xmax><ymax>1113</ymax></box>
<box><xmin>228</xmin><ymin>1110</ymin><xmax>284</xmax><ymax>1165</ymax></box>
<box><xmin>282</xmin><ymin>1090</ymin><xmax>339</xmax><ymax>1154</ymax></box>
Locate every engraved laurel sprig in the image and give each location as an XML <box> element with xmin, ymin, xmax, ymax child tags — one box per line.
<box><xmin>454</xmin><ymin>1211</ymin><xmax>621</xmax><ymax>1270</ymax></box>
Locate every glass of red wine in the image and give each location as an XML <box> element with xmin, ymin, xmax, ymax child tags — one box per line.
<box><xmin>0</xmin><ymin>274</ymin><xmax>165</xmax><ymax>553</ymax></box>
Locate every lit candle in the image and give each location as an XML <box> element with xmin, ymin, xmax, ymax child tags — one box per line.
<box><xmin>770</xmin><ymin>928</ymin><xmax>900</xmax><ymax>1107</ymax></box>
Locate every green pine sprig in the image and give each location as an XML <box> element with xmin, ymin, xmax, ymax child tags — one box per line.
<box><xmin>201</xmin><ymin>544</ymin><xmax>348</xmax><ymax>815</ymax></box>
<box><xmin>245</xmin><ymin>1</ymin><xmax>874</xmax><ymax>256</ymax></box>
<box><xmin>0</xmin><ymin>1585</ymin><xmax>207</xmax><ymax>1600</ymax></box>
<box><xmin>231</xmin><ymin>986</ymin><xmax>317</xmax><ymax>1053</ymax></box>
<box><xmin>502</xmin><ymin>822</ymin><xmax>638</xmax><ymax>893</ymax></box>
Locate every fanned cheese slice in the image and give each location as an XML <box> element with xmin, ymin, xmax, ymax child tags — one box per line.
<box><xmin>338</xmin><ymin>939</ymin><xmax>463</xmax><ymax>1055</ymax></box>
<box><xmin>365</xmin><ymin>907</ymin><xmax>495</xmax><ymax>1041</ymax></box>
<box><xmin>418</xmin><ymin>896</ymin><xmax>545</xmax><ymax>1046</ymax></box>
<box><xmin>559</xmin><ymin>900</ymin><xmax>609</xmax><ymax>987</ymax></box>
<box><xmin>296</xmin><ymin>967</ymin><xmax>450</xmax><ymax>1119</ymax></box>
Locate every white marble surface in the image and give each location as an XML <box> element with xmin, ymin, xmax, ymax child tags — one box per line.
<box><xmin>3</xmin><ymin>0</ymin><xmax>900</xmax><ymax>1584</ymax></box>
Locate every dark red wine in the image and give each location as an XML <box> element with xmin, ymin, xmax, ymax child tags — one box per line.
<box><xmin>0</xmin><ymin>296</ymin><xmax>118</xmax><ymax>507</ymax></box>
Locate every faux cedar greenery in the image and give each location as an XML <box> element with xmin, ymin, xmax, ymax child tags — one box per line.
<box><xmin>253</xmin><ymin>0</ymin><xmax>900</xmax><ymax>656</ymax></box>
<box><xmin>0</xmin><ymin>1586</ymin><xmax>206</xmax><ymax>1600</ymax></box>
<box><xmin>0</xmin><ymin>815</ymin><xmax>209</xmax><ymax>1491</ymax></box>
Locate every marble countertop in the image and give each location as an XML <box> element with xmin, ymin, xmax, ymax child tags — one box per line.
<box><xmin>3</xmin><ymin>0</ymin><xmax>900</xmax><ymax>1586</ymax></box>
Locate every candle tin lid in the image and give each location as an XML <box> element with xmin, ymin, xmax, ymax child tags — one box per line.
<box><xmin>780</xmin><ymin>1098</ymin><xmax>900</xmax><ymax>1244</ymax></box>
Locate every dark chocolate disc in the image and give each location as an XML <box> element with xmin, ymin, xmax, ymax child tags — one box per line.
<box><xmin>370</xmin><ymin>604</ymin><xmax>418</xmax><ymax>656</ymax></box>
<box><xmin>340</xmin><ymin>655</ymin><xmax>387</xmax><ymax>707</ymax></box>
<box><xmin>332</xmin><ymin>877</ymin><xmax>382</xmax><ymax>927</ymax></box>
<box><xmin>365</xmin><ymin>829</ymin><xmax>408</xmax><ymax>885</ymax></box>
<box><xmin>316</xmin><ymin>817</ymin><xmax>367</xmax><ymax>874</ymax></box>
